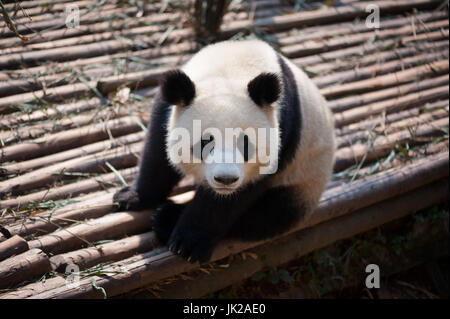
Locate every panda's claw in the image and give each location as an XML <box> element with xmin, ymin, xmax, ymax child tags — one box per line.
<box><xmin>167</xmin><ymin>227</ymin><xmax>215</xmax><ymax>264</ymax></box>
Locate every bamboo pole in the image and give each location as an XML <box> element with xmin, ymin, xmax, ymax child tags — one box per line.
<box><xmin>0</xmin><ymin>167</ymin><xmax>137</xmax><ymax>209</ymax></box>
<box><xmin>403</xmin><ymin>29</ymin><xmax>450</xmax><ymax>44</ymax></box>
<box><xmin>0</xmin><ymin>2</ymin><xmax>168</xmax><ymax>37</ymax></box>
<box><xmin>276</xmin><ymin>11</ymin><xmax>448</xmax><ymax>46</ymax></box>
<box><xmin>0</xmin><ymin>110</ymin><xmax>127</xmax><ymax>145</ymax></box>
<box><xmin>0</xmin><ymin>248</ymin><xmax>51</xmax><ymax>289</ymax></box>
<box><xmin>336</xmin><ymin>99</ymin><xmax>449</xmax><ymax>136</ymax></box>
<box><xmin>335</xmin><ymin>108</ymin><xmax>448</xmax><ymax>148</ymax></box>
<box><xmin>0</xmin><ymin>142</ymin><xmax>141</xmax><ymax>198</ymax></box>
<box><xmin>330</xmin><ymin>141</ymin><xmax>448</xmax><ymax>187</ymax></box>
<box><xmin>0</xmin><ymin>235</ymin><xmax>29</xmax><ymax>262</ymax></box>
<box><xmin>0</xmin><ymin>40</ymin><xmax>134</xmax><ymax>70</ymax></box>
<box><xmin>1</xmin><ymin>24</ymin><xmax>182</xmax><ymax>55</ymax></box>
<box><xmin>4</xmin><ymin>190</ymin><xmax>118</xmax><ymax>239</ymax></box>
<box><xmin>0</xmin><ymin>276</ymin><xmax>67</xmax><ymax>299</ymax></box>
<box><xmin>0</xmin><ymin>81</ymin><xmax>96</xmax><ymax>114</ymax></box>
<box><xmin>334</xmin><ymin>85</ymin><xmax>449</xmax><ymax>127</ymax></box>
<box><xmin>321</xmin><ymin>60</ymin><xmax>449</xmax><ymax>98</ymax></box>
<box><xmin>0</xmin><ymin>27</ymin><xmax>194</xmax><ymax>70</ymax></box>
<box><xmin>306</xmin><ymin>40</ymin><xmax>448</xmax><ymax>77</ymax></box>
<box><xmin>49</xmin><ymin>231</ymin><xmax>159</xmax><ymax>272</ymax></box>
<box><xmin>27</xmin><ymin>211</ymin><xmax>154</xmax><ymax>255</ymax></box>
<box><xmin>334</xmin><ymin>117</ymin><xmax>448</xmax><ymax>171</ymax></box>
<box><xmin>97</xmin><ymin>67</ymin><xmax>172</xmax><ymax>95</ymax></box>
<box><xmin>1</xmin><ymin>131</ymin><xmax>145</xmax><ymax>174</ymax></box>
<box><xmin>2</xmin><ymin>0</ymin><xmax>81</xmax><ymax>10</ymax></box>
<box><xmin>20</xmin><ymin>153</ymin><xmax>449</xmax><ymax>298</ymax></box>
<box><xmin>0</xmin><ymin>116</ymin><xmax>144</xmax><ymax>163</ymax></box>
<box><xmin>5</xmin><ymin>42</ymin><xmax>198</xmax><ymax>81</ymax></box>
<box><xmin>0</xmin><ymin>66</ymin><xmax>114</xmax><ymax>98</ymax></box>
<box><xmin>0</xmin><ymin>97</ymin><xmax>101</xmax><ymax>129</ymax></box>
<box><xmin>2</xmin><ymin>180</ymin><xmax>195</xmax><ymax>240</ymax></box>
<box><xmin>0</xmin><ymin>14</ymin><xmax>180</xmax><ymax>50</ymax></box>
<box><xmin>315</xmin><ymin>54</ymin><xmax>449</xmax><ymax>89</ymax></box>
<box><xmin>282</xmin><ymin>19</ymin><xmax>448</xmax><ymax>58</ymax></box>
<box><xmin>3</xmin><ymin>0</ymin><xmax>105</xmax><ymax>18</ymax></box>
<box><xmin>328</xmin><ymin>75</ymin><xmax>449</xmax><ymax>112</ymax></box>
<box><xmin>221</xmin><ymin>0</ymin><xmax>442</xmax><ymax>36</ymax></box>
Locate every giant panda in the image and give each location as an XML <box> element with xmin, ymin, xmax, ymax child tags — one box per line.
<box><xmin>114</xmin><ymin>39</ymin><xmax>336</xmax><ymax>263</ymax></box>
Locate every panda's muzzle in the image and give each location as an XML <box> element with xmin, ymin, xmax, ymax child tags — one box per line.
<box><xmin>214</xmin><ymin>174</ymin><xmax>239</xmax><ymax>186</ymax></box>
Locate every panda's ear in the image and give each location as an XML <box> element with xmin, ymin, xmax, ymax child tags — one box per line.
<box><xmin>247</xmin><ymin>73</ymin><xmax>281</xmax><ymax>107</ymax></box>
<box><xmin>159</xmin><ymin>69</ymin><xmax>196</xmax><ymax>106</ymax></box>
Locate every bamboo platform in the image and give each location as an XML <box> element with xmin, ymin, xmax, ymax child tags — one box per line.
<box><xmin>0</xmin><ymin>0</ymin><xmax>448</xmax><ymax>299</ymax></box>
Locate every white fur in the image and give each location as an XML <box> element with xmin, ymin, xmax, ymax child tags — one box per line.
<box><xmin>166</xmin><ymin>40</ymin><xmax>335</xmax><ymax>212</ymax></box>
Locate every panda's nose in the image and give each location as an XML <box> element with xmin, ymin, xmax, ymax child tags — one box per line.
<box><xmin>214</xmin><ymin>175</ymin><xmax>239</xmax><ymax>185</ymax></box>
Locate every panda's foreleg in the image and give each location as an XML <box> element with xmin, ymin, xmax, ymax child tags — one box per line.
<box><xmin>113</xmin><ymin>96</ymin><xmax>182</xmax><ymax>211</ymax></box>
<box><xmin>226</xmin><ymin>186</ymin><xmax>305</xmax><ymax>242</ymax></box>
<box><xmin>151</xmin><ymin>200</ymin><xmax>186</xmax><ymax>245</ymax></box>
<box><xmin>166</xmin><ymin>182</ymin><xmax>268</xmax><ymax>263</ymax></box>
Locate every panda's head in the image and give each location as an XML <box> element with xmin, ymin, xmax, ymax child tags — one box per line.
<box><xmin>161</xmin><ymin>69</ymin><xmax>281</xmax><ymax>195</ymax></box>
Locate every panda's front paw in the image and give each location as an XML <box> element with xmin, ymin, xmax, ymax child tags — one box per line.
<box><xmin>152</xmin><ymin>201</ymin><xmax>185</xmax><ymax>245</ymax></box>
<box><xmin>113</xmin><ymin>186</ymin><xmax>146</xmax><ymax>211</ymax></box>
<box><xmin>167</xmin><ymin>227</ymin><xmax>216</xmax><ymax>264</ymax></box>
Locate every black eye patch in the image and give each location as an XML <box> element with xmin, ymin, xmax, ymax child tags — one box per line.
<box><xmin>237</xmin><ymin>134</ymin><xmax>255</xmax><ymax>162</ymax></box>
<box><xmin>192</xmin><ymin>134</ymin><xmax>215</xmax><ymax>160</ymax></box>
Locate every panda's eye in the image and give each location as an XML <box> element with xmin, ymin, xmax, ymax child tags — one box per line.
<box><xmin>191</xmin><ymin>135</ymin><xmax>215</xmax><ymax>161</ymax></box>
<box><xmin>201</xmin><ymin>135</ymin><xmax>214</xmax><ymax>150</ymax></box>
<box><xmin>201</xmin><ymin>135</ymin><xmax>215</xmax><ymax>159</ymax></box>
<box><xmin>238</xmin><ymin>134</ymin><xmax>254</xmax><ymax>162</ymax></box>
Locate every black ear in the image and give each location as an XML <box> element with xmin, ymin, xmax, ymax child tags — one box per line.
<box><xmin>159</xmin><ymin>69</ymin><xmax>196</xmax><ymax>106</ymax></box>
<box><xmin>247</xmin><ymin>72</ymin><xmax>281</xmax><ymax>107</ymax></box>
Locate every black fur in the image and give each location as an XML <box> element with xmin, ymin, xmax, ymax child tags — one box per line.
<box><xmin>247</xmin><ymin>72</ymin><xmax>281</xmax><ymax>107</ymax></box>
<box><xmin>152</xmin><ymin>200</ymin><xmax>185</xmax><ymax>244</ymax></box>
<box><xmin>160</xmin><ymin>69</ymin><xmax>196</xmax><ymax>106</ymax></box>
<box><xmin>166</xmin><ymin>181</ymin><xmax>269</xmax><ymax>263</ymax></box>
<box><xmin>277</xmin><ymin>55</ymin><xmax>302</xmax><ymax>170</ymax></box>
<box><xmin>226</xmin><ymin>186</ymin><xmax>305</xmax><ymax>241</ymax></box>
<box><xmin>154</xmin><ymin>181</ymin><xmax>306</xmax><ymax>263</ymax></box>
<box><xmin>113</xmin><ymin>92</ymin><xmax>182</xmax><ymax>211</ymax></box>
